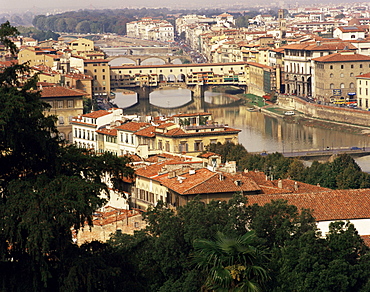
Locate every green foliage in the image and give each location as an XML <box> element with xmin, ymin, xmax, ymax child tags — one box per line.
<box><xmin>17</xmin><ymin>26</ymin><xmax>60</xmax><ymax>41</ymax></box>
<box><xmin>273</xmin><ymin>222</ymin><xmax>370</xmax><ymax>292</ymax></box>
<box><xmin>208</xmin><ymin>142</ymin><xmax>370</xmax><ymax>189</ymax></box>
<box><xmin>193</xmin><ymin>231</ymin><xmax>268</xmax><ymax>291</ymax></box>
<box><xmin>0</xmin><ymin>22</ymin><xmax>134</xmax><ymax>291</ymax></box>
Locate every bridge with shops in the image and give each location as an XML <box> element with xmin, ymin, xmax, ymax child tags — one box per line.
<box><xmin>110</xmin><ymin>62</ymin><xmax>249</xmax><ymax>99</ymax></box>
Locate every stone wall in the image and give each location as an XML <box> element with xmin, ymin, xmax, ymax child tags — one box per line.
<box><xmin>278</xmin><ymin>96</ymin><xmax>370</xmax><ymax>127</ymax></box>
<box><xmin>76</xmin><ymin>211</ymin><xmax>146</xmax><ymax>245</ymax></box>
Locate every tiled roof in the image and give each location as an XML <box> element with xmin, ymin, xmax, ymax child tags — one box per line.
<box><xmin>282</xmin><ymin>41</ymin><xmax>356</xmax><ymax>51</ymax></box>
<box><xmin>157</xmin><ymin>122</ymin><xmax>176</xmax><ymax>129</ymax></box>
<box><xmin>246</xmin><ymin>189</ymin><xmax>370</xmax><ymax>221</ymax></box>
<box><xmin>160</xmin><ymin>126</ymin><xmax>241</xmax><ymax>137</ymax></box>
<box><xmin>40</xmin><ymin>86</ymin><xmax>86</xmax><ymax>98</ymax></box>
<box><xmin>158</xmin><ymin>169</ymin><xmax>261</xmax><ymax>195</ymax></box>
<box><xmin>96</xmin><ymin>128</ymin><xmax>117</xmax><ymax>136</ymax></box>
<box><xmin>83</xmin><ymin>110</ymin><xmax>111</xmax><ymax>118</ymax></box>
<box><xmin>135</xmin><ymin>125</ymin><xmax>156</xmax><ymax>138</ymax></box>
<box><xmin>198</xmin><ymin>152</ymin><xmax>221</xmax><ymax>158</ymax></box>
<box><xmin>357</xmin><ymin>72</ymin><xmax>370</xmax><ymax>78</ymax></box>
<box><xmin>337</xmin><ymin>26</ymin><xmax>365</xmax><ymax>32</ymax></box>
<box><xmin>312</xmin><ymin>53</ymin><xmax>370</xmax><ymax>62</ymax></box>
<box><xmin>116</xmin><ymin>122</ymin><xmax>150</xmax><ymax>132</ymax></box>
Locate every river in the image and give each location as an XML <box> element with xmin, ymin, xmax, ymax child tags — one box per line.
<box><xmin>111</xmin><ymin>88</ymin><xmax>370</xmax><ymax>172</ymax></box>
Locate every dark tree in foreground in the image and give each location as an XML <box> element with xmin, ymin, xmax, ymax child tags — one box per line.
<box><xmin>193</xmin><ymin>231</ymin><xmax>268</xmax><ymax>291</ymax></box>
<box><xmin>0</xmin><ymin>21</ymin><xmax>134</xmax><ymax>291</ymax></box>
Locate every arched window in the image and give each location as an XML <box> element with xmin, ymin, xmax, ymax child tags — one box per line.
<box><xmin>350</xmin><ymin>73</ymin><xmax>354</xmax><ymax>77</ymax></box>
<box><xmin>330</xmin><ymin>83</ymin><xmax>334</xmax><ymax>89</ymax></box>
<box><xmin>340</xmin><ymin>83</ymin><xmax>345</xmax><ymax>89</ymax></box>
<box><xmin>350</xmin><ymin>82</ymin><xmax>354</xmax><ymax>88</ymax></box>
<box><xmin>340</xmin><ymin>73</ymin><xmax>344</xmax><ymax>78</ymax></box>
<box><xmin>330</xmin><ymin>73</ymin><xmax>334</xmax><ymax>78</ymax></box>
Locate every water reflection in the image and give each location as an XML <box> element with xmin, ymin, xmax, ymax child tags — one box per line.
<box><xmin>112</xmin><ymin>89</ymin><xmax>370</xmax><ymax>171</ymax></box>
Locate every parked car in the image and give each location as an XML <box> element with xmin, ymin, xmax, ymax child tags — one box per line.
<box><xmin>350</xmin><ymin>146</ymin><xmax>362</xmax><ymax>150</ymax></box>
<box><xmin>284</xmin><ymin>111</ymin><xmax>295</xmax><ymax>116</ymax></box>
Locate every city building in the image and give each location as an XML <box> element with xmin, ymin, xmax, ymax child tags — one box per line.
<box><xmin>126</xmin><ymin>18</ymin><xmax>174</xmax><ymax>42</ymax></box>
<box><xmin>41</xmin><ymin>85</ymin><xmax>86</xmax><ymax>141</ymax></box>
<box><xmin>312</xmin><ymin>52</ymin><xmax>370</xmax><ymax>102</ymax></box>
<box><xmin>356</xmin><ymin>72</ymin><xmax>370</xmax><ymax>109</ymax></box>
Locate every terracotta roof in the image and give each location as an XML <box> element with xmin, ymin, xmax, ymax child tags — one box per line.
<box><xmin>159</xmin><ymin>126</ymin><xmax>241</xmax><ymax>137</ymax></box>
<box><xmin>282</xmin><ymin>41</ymin><xmax>356</xmax><ymax>51</ymax></box>
<box><xmin>337</xmin><ymin>26</ymin><xmax>365</xmax><ymax>32</ymax></box>
<box><xmin>96</xmin><ymin>128</ymin><xmax>117</xmax><ymax>136</ymax></box>
<box><xmin>157</xmin><ymin>122</ymin><xmax>176</xmax><ymax>129</ymax></box>
<box><xmin>357</xmin><ymin>72</ymin><xmax>370</xmax><ymax>78</ymax></box>
<box><xmin>40</xmin><ymin>86</ymin><xmax>86</xmax><ymax>98</ymax></box>
<box><xmin>198</xmin><ymin>152</ymin><xmax>221</xmax><ymax>158</ymax></box>
<box><xmin>312</xmin><ymin>53</ymin><xmax>370</xmax><ymax>62</ymax></box>
<box><xmin>135</xmin><ymin>125</ymin><xmax>156</xmax><ymax>138</ymax></box>
<box><xmin>83</xmin><ymin>110</ymin><xmax>111</xmax><ymax>118</ymax></box>
<box><xmin>116</xmin><ymin>122</ymin><xmax>150</xmax><ymax>132</ymax></box>
<box><xmin>158</xmin><ymin>169</ymin><xmax>261</xmax><ymax>195</ymax></box>
<box><xmin>246</xmin><ymin>189</ymin><xmax>370</xmax><ymax>222</ymax></box>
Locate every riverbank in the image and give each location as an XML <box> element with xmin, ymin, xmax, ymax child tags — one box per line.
<box><xmin>239</xmin><ymin>94</ymin><xmax>370</xmax><ymax>136</ymax></box>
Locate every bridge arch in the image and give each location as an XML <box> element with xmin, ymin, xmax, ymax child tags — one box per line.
<box><xmin>108</xmin><ymin>55</ymin><xmax>192</xmax><ymax>65</ymax></box>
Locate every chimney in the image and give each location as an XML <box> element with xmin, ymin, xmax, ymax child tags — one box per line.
<box><xmin>278</xmin><ymin>179</ymin><xmax>282</xmax><ymax>189</ymax></box>
<box><xmin>219</xmin><ymin>173</ymin><xmax>224</xmax><ymax>181</ymax></box>
<box><xmin>316</xmin><ymin>41</ymin><xmax>321</xmax><ymax>46</ymax></box>
<box><xmin>294</xmin><ymin>181</ymin><xmax>298</xmax><ymax>191</ymax></box>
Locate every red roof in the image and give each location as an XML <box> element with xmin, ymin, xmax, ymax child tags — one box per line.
<box><xmin>246</xmin><ymin>189</ymin><xmax>370</xmax><ymax>221</ymax></box>
<box><xmin>40</xmin><ymin>86</ymin><xmax>86</xmax><ymax>98</ymax></box>
<box><xmin>313</xmin><ymin>53</ymin><xmax>370</xmax><ymax>62</ymax></box>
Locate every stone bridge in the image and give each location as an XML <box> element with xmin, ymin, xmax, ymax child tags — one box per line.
<box><xmin>108</xmin><ymin>55</ymin><xmax>192</xmax><ymax>66</ymax></box>
<box><xmin>110</xmin><ymin>62</ymin><xmax>249</xmax><ymax>99</ymax></box>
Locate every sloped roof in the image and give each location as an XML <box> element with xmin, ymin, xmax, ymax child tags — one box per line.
<box><xmin>40</xmin><ymin>86</ymin><xmax>86</xmax><ymax>98</ymax></box>
<box><xmin>246</xmin><ymin>189</ymin><xmax>370</xmax><ymax>221</ymax></box>
<box><xmin>312</xmin><ymin>53</ymin><xmax>370</xmax><ymax>62</ymax></box>
<box><xmin>158</xmin><ymin>169</ymin><xmax>261</xmax><ymax>195</ymax></box>
<box><xmin>116</xmin><ymin>122</ymin><xmax>150</xmax><ymax>132</ymax></box>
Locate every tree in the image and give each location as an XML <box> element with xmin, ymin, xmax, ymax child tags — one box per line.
<box><xmin>0</xmin><ymin>22</ymin><xmax>134</xmax><ymax>290</ymax></box>
<box><xmin>193</xmin><ymin>231</ymin><xmax>268</xmax><ymax>291</ymax></box>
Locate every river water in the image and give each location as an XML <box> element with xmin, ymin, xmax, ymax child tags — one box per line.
<box><xmin>112</xmin><ymin>88</ymin><xmax>370</xmax><ymax>172</ymax></box>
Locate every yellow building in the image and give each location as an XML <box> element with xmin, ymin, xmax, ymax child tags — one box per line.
<box><xmin>84</xmin><ymin>59</ymin><xmax>111</xmax><ymax>97</ymax></box>
<box><xmin>356</xmin><ymin>72</ymin><xmax>370</xmax><ymax>109</ymax></box>
<box><xmin>155</xmin><ymin>113</ymin><xmax>240</xmax><ymax>156</ymax></box>
<box><xmin>18</xmin><ymin>46</ymin><xmax>60</xmax><ymax>67</ymax></box>
<box><xmin>41</xmin><ymin>85</ymin><xmax>85</xmax><ymax>141</ymax></box>
<box><xmin>69</xmin><ymin>38</ymin><xmax>95</xmax><ymax>55</ymax></box>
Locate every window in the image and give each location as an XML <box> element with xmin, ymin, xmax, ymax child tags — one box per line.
<box><xmin>340</xmin><ymin>83</ymin><xmax>344</xmax><ymax>89</ymax></box>
<box><xmin>330</xmin><ymin>65</ymin><xmax>333</xmax><ymax>69</ymax></box>
<box><xmin>330</xmin><ymin>83</ymin><xmax>334</xmax><ymax>89</ymax></box>
<box><xmin>340</xmin><ymin>73</ymin><xmax>344</xmax><ymax>77</ymax></box>
<box><xmin>360</xmin><ymin>64</ymin><xmax>363</xmax><ymax>68</ymax></box>
<box><xmin>330</xmin><ymin>73</ymin><xmax>333</xmax><ymax>78</ymax></box>
<box><xmin>351</xmin><ymin>64</ymin><xmax>354</xmax><ymax>69</ymax></box>
<box><xmin>67</xmin><ymin>100</ymin><xmax>73</xmax><ymax>108</ymax></box>
<box><xmin>350</xmin><ymin>73</ymin><xmax>354</xmax><ymax>77</ymax></box>
<box><xmin>194</xmin><ymin>141</ymin><xmax>203</xmax><ymax>151</ymax></box>
<box><xmin>350</xmin><ymin>83</ymin><xmax>354</xmax><ymax>88</ymax></box>
<box><xmin>341</xmin><ymin>65</ymin><xmax>344</xmax><ymax>69</ymax></box>
<box><xmin>58</xmin><ymin>101</ymin><xmax>63</xmax><ymax>108</ymax></box>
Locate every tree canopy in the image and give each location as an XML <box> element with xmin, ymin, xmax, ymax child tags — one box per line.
<box><xmin>0</xmin><ymin>21</ymin><xmax>134</xmax><ymax>291</ymax></box>
<box><xmin>207</xmin><ymin>142</ymin><xmax>370</xmax><ymax>189</ymax></box>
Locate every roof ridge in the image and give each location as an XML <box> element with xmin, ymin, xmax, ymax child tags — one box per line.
<box><xmin>182</xmin><ymin>171</ymin><xmax>218</xmax><ymax>193</ymax></box>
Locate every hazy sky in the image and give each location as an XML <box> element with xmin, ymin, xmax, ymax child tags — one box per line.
<box><xmin>3</xmin><ymin>0</ymin><xmax>258</xmax><ymax>13</ymax></box>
